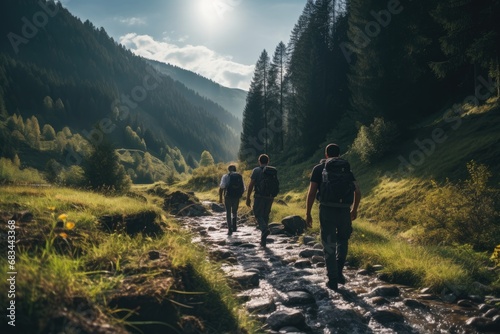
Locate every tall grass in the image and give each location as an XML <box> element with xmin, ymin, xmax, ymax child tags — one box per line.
<box><xmin>0</xmin><ymin>157</ymin><xmax>46</xmax><ymax>184</ymax></box>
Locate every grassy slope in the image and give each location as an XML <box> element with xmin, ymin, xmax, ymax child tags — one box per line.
<box><xmin>338</xmin><ymin>98</ymin><xmax>500</xmax><ymax>291</ymax></box>
<box><xmin>0</xmin><ymin>185</ymin><xmax>260</xmax><ymax>333</ymax></box>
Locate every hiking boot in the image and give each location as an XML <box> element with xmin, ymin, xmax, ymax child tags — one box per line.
<box><xmin>228</xmin><ymin>228</ymin><xmax>233</xmax><ymax>236</ymax></box>
<box><xmin>260</xmin><ymin>229</ymin><xmax>270</xmax><ymax>247</ymax></box>
<box><xmin>338</xmin><ymin>273</ymin><xmax>346</xmax><ymax>285</ymax></box>
<box><xmin>327</xmin><ymin>280</ymin><xmax>338</xmax><ymax>291</ymax></box>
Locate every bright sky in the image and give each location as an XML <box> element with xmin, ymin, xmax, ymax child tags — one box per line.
<box><xmin>60</xmin><ymin>0</ymin><xmax>306</xmax><ymax>90</ymax></box>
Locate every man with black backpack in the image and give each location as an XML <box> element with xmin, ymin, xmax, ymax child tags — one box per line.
<box><xmin>305</xmin><ymin>144</ymin><xmax>361</xmax><ymax>291</ymax></box>
<box><xmin>246</xmin><ymin>154</ymin><xmax>279</xmax><ymax>247</ymax></box>
<box><xmin>219</xmin><ymin>164</ymin><xmax>245</xmax><ymax>235</ymax></box>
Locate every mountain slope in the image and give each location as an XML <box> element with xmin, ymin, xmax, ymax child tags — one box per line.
<box><xmin>148</xmin><ymin>59</ymin><xmax>247</xmax><ymax>120</ymax></box>
<box><xmin>0</xmin><ymin>0</ymin><xmax>238</xmax><ymax>164</ymax></box>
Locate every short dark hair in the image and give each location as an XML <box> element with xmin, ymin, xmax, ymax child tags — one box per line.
<box><xmin>258</xmin><ymin>154</ymin><xmax>269</xmax><ymax>164</ymax></box>
<box><xmin>325</xmin><ymin>144</ymin><xmax>340</xmax><ymax>157</ymax></box>
<box><xmin>228</xmin><ymin>164</ymin><xmax>236</xmax><ymax>172</ymax></box>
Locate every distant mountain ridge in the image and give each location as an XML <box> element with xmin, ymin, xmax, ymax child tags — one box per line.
<box><xmin>147</xmin><ymin>59</ymin><xmax>247</xmax><ymax>120</ymax></box>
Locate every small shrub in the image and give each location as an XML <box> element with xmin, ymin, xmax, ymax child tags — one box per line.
<box><xmin>351</xmin><ymin>117</ymin><xmax>399</xmax><ymax>164</ymax></box>
<box><xmin>415</xmin><ymin>161</ymin><xmax>499</xmax><ymax>250</ymax></box>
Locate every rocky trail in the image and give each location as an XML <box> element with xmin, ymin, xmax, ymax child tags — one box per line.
<box><xmin>176</xmin><ymin>201</ymin><xmax>500</xmax><ymax>334</ymax></box>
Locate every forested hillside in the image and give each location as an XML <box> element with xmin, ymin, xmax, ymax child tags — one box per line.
<box><xmin>239</xmin><ymin>0</ymin><xmax>500</xmax><ymax>164</ymax></box>
<box><xmin>0</xmin><ymin>0</ymin><xmax>239</xmax><ymax>183</ymax></box>
<box><xmin>148</xmin><ymin>60</ymin><xmax>247</xmax><ymax>121</ymax></box>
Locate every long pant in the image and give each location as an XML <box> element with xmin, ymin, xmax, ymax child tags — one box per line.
<box><xmin>253</xmin><ymin>196</ymin><xmax>274</xmax><ymax>232</ymax></box>
<box><xmin>224</xmin><ymin>196</ymin><xmax>240</xmax><ymax>230</ymax></box>
<box><xmin>319</xmin><ymin>205</ymin><xmax>353</xmax><ymax>281</ymax></box>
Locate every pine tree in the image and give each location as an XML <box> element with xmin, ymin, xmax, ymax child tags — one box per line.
<box><xmin>239</xmin><ymin>50</ymin><xmax>270</xmax><ymax>163</ymax></box>
<box><xmin>268</xmin><ymin>42</ymin><xmax>288</xmax><ymax>152</ymax></box>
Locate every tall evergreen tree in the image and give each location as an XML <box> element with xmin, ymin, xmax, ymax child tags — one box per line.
<box><xmin>239</xmin><ymin>50</ymin><xmax>270</xmax><ymax>163</ymax></box>
<box><xmin>268</xmin><ymin>42</ymin><xmax>288</xmax><ymax>152</ymax></box>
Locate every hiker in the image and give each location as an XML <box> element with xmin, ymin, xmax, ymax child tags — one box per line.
<box><xmin>219</xmin><ymin>164</ymin><xmax>245</xmax><ymax>235</ymax></box>
<box><xmin>305</xmin><ymin>143</ymin><xmax>361</xmax><ymax>291</ymax></box>
<box><xmin>246</xmin><ymin>154</ymin><xmax>279</xmax><ymax>247</ymax></box>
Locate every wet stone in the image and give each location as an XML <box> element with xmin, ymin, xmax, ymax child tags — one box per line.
<box><xmin>284</xmin><ymin>291</ymin><xmax>315</xmax><ymax>306</ymax></box>
<box><xmin>441</xmin><ymin>293</ymin><xmax>457</xmax><ymax>303</ymax></box>
<box><xmin>367</xmin><ymin>285</ymin><xmax>400</xmax><ymax>298</ymax></box>
<box><xmin>403</xmin><ymin>298</ymin><xmax>428</xmax><ymax>309</ymax></box>
<box><xmin>311</xmin><ymin>255</ymin><xmax>324</xmax><ymax>264</ymax></box>
<box><xmin>246</xmin><ymin>298</ymin><xmax>276</xmax><ymax>314</ymax></box>
<box><xmin>357</xmin><ymin>269</ymin><xmax>370</xmax><ymax>276</ymax></box>
<box><xmin>485</xmin><ymin>308</ymin><xmax>500</xmax><ymax>318</ymax></box>
<box><xmin>457</xmin><ymin>299</ymin><xmax>476</xmax><ymax>308</ymax></box>
<box><xmin>281</xmin><ymin>215</ymin><xmax>307</xmax><ymax>235</ymax></box>
<box><xmin>302</xmin><ymin>236</ymin><xmax>315</xmax><ymax>244</ymax></box>
<box><xmin>298</xmin><ymin>249</ymin><xmax>324</xmax><ymax>258</ymax></box>
<box><xmin>266</xmin><ymin>309</ymin><xmax>306</xmax><ymax>331</ymax></box>
<box><xmin>368</xmin><ymin>296</ymin><xmax>389</xmax><ymax>305</ymax></box>
<box><xmin>479</xmin><ymin>303</ymin><xmax>493</xmax><ymax>312</ymax></box>
<box><xmin>277</xmin><ymin>326</ymin><xmax>303</xmax><ymax>333</ymax></box>
<box><xmin>231</xmin><ymin>271</ymin><xmax>259</xmax><ymax>289</ymax></box>
<box><xmin>418</xmin><ymin>293</ymin><xmax>439</xmax><ymax>300</ymax></box>
<box><xmin>294</xmin><ymin>260</ymin><xmax>312</xmax><ymax>269</ymax></box>
<box><xmin>313</xmin><ymin>243</ymin><xmax>323</xmax><ymax>250</ymax></box>
<box><xmin>465</xmin><ymin>316</ymin><xmax>500</xmax><ymax>332</ymax></box>
<box><xmin>366</xmin><ymin>307</ymin><xmax>405</xmax><ymax>324</ymax></box>
<box><xmin>239</xmin><ymin>243</ymin><xmax>258</xmax><ymax>248</ymax></box>
<box><xmin>210</xmin><ymin>203</ymin><xmax>225</xmax><ymax>213</ymax></box>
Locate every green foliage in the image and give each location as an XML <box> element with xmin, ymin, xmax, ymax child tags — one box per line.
<box><xmin>351</xmin><ymin>117</ymin><xmax>399</xmax><ymax>164</ymax></box>
<box><xmin>186</xmin><ymin>164</ymin><xmax>222</xmax><ymax>191</ymax></box>
<box><xmin>84</xmin><ymin>139</ymin><xmax>131</xmax><ymax>193</ymax></box>
<box><xmin>0</xmin><ymin>157</ymin><xmax>45</xmax><ymax>184</ymax></box>
<box><xmin>199</xmin><ymin>150</ymin><xmax>215</xmax><ymax>167</ymax></box>
<box><xmin>61</xmin><ymin>165</ymin><xmax>86</xmax><ymax>187</ymax></box>
<box><xmin>42</xmin><ymin>124</ymin><xmax>56</xmax><ymax>140</ymax></box>
<box><xmin>399</xmin><ymin>161</ymin><xmax>499</xmax><ymax>250</ymax></box>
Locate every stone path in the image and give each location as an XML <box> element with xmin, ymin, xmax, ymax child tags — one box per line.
<box><xmin>177</xmin><ymin>203</ymin><xmax>500</xmax><ymax>334</ymax></box>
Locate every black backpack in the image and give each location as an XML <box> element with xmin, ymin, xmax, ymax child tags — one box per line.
<box><xmin>318</xmin><ymin>158</ymin><xmax>355</xmax><ymax>207</ymax></box>
<box><xmin>225</xmin><ymin>172</ymin><xmax>245</xmax><ymax>198</ymax></box>
<box><xmin>256</xmin><ymin>166</ymin><xmax>279</xmax><ymax>197</ymax></box>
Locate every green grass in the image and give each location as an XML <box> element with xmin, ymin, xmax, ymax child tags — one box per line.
<box><xmin>0</xmin><ymin>185</ymin><xmax>261</xmax><ymax>333</ymax></box>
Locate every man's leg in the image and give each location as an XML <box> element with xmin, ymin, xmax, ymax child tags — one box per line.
<box><xmin>231</xmin><ymin>197</ymin><xmax>239</xmax><ymax>231</ymax></box>
<box><xmin>224</xmin><ymin>197</ymin><xmax>232</xmax><ymax>235</ymax></box>
<box><xmin>319</xmin><ymin>205</ymin><xmax>339</xmax><ymax>290</ymax></box>
<box><xmin>336</xmin><ymin>209</ymin><xmax>353</xmax><ymax>284</ymax></box>
<box><xmin>253</xmin><ymin>197</ymin><xmax>271</xmax><ymax>247</ymax></box>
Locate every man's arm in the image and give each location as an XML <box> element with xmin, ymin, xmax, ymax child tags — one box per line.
<box><xmin>219</xmin><ymin>187</ymin><xmax>224</xmax><ymax>203</ymax></box>
<box><xmin>350</xmin><ymin>181</ymin><xmax>361</xmax><ymax>220</ymax></box>
<box><xmin>246</xmin><ymin>179</ymin><xmax>255</xmax><ymax>207</ymax></box>
<box><xmin>305</xmin><ymin>181</ymin><xmax>318</xmax><ymax>228</ymax></box>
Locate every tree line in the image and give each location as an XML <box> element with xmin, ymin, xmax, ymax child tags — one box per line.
<box><xmin>239</xmin><ymin>0</ymin><xmax>500</xmax><ymax>163</ymax></box>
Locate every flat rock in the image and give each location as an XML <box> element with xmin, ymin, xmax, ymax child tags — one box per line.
<box><xmin>230</xmin><ymin>271</ymin><xmax>259</xmax><ymax>289</ymax></box>
<box><xmin>266</xmin><ymin>309</ymin><xmax>306</xmax><ymax>331</ymax></box>
<box><xmin>284</xmin><ymin>291</ymin><xmax>315</xmax><ymax>306</ymax></box>
<box><xmin>246</xmin><ymin>298</ymin><xmax>276</xmax><ymax>314</ymax></box>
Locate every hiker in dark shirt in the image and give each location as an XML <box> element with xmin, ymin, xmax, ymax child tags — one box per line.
<box><xmin>219</xmin><ymin>164</ymin><xmax>245</xmax><ymax>236</ymax></box>
<box><xmin>246</xmin><ymin>154</ymin><xmax>278</xmax><ymax>247</ymax></box>
<box><xmin>306</xmin><ymin>144</ymin><xmax>361</xmax><ymax>291</ymax></box>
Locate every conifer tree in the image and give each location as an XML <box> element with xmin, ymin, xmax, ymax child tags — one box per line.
<box><xmin>239</xmin><ymin>50</ymin><xmax>270</xmax><ymax>162</ymax></box>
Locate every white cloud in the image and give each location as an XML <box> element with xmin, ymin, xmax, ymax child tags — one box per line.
<box><xmin>118</xmin><ymin>17</ymin><xmax>146</xmax><ymax>26</ymax></box>
<box><xmin>119</xmin><ymin>33</ymin><xmax>253</xmax><ymax>90</ymax></box>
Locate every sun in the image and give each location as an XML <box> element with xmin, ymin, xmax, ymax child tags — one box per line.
<box><xmin>196</xmin><ymin>0</ymin><xmax>221</xmax><ymax>30</ymax></box>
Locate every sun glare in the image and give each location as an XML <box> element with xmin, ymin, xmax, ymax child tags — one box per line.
<box><xmin>196</xmin><ymin>0</ymin><xmax>220</xmax><ymax>30</ymax></box>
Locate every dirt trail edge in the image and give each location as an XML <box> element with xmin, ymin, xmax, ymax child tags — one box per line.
<box><xmin>176</xmin><ymin>202</ymin><xmax>499</xmax><ymax>334</ymax></box>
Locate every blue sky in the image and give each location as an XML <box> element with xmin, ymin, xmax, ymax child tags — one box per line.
<box><xmin>60</xmin><ymin>0</ymin><xmax>306</xmax><ymax>90</ymax></box>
